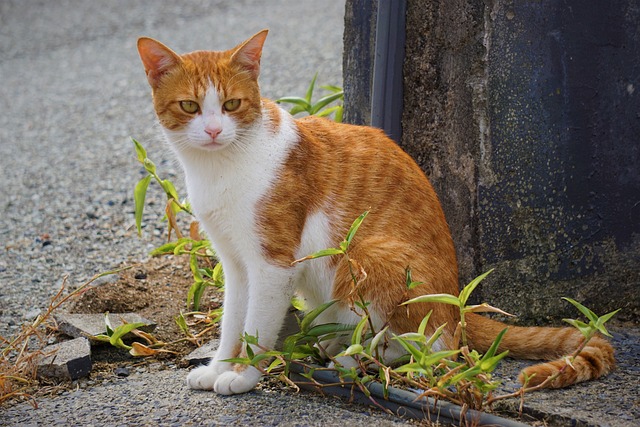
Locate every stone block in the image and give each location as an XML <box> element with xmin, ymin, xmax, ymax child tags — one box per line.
<box><xmin>54</xmin><ymin>312</ymin><xmax>156</xmax><ymax>341</ymax></box>
<box><xmin>37</xmin><ymin>337</ymin><xmax>92</xmax><ymax>380</ymax></box>
<box><xmin>184</xmin><ymin>339</ymin><xmax>218</xmax><ymax>366</ymax></box>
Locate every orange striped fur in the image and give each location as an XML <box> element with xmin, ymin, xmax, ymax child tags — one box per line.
<box><xmin>138</xmin><ymin>30</ymin><xmax>614</xmax><ymax>394</ymax></box>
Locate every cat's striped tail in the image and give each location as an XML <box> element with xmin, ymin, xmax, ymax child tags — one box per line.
<box><xmin>465</xmin><ymin>313</ymin><xmax>615</xmax><ymax>388</ymax></box>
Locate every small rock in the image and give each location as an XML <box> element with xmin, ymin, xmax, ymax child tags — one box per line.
<box><xmin>184</xmin><ymin>339</ymin><xmax>219</xmax><ymax>366</ymax></box>
<box><xmin>37</xmin><ymin>337</ymin><xmax>92</xmax><ymax>380</ymax></box>
<box><xmin>134</xmin><ymin>271</ymin><xmax>147</xmax><ymax>280</ymax></box>
<box><xmin>114</xmin><ymin>367</ymin><xmax>130</xmax><ymax>377</ymax></box>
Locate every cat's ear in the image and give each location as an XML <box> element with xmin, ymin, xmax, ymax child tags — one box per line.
<box><xmin>137</xmin><ymin>37</ymin><xmax>182</xmax><ymax>89</ymax></box>
<box><xmin>230</xmin><ymin>29</ymin><xmax>269</xmax><ymax>78</ymax></box>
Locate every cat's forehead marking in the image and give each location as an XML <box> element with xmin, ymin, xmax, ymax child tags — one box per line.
<box><xmin>202</xmin><ymin>82</ymin><xmax>222</xmax><ymax>113</ymax></box>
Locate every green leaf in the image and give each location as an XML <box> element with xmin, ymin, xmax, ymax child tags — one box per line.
<box><xmin>305</xmin><ymin>72</ymin><xmax>318</xmax><ymax>103</ymax></box>
<box><xmin>481</xmin><ymin>328</ymin><xmax>507</xmax><ymax>360</ymax></box>
<box><xmin>190</xmin><ymin>253</ymin><xmax>203</xmax><ymax>281</ymax></box>
<box><xmin>562</xmin><ymin>297</ymin><xmax>598</xmax><ymax>323</ymax></box>
<box><xmin>275</xmin><ymin>96</ymin><xmax>312</xmax><ymax>112</ymax></box>
<box><xmin>309</xmin><ymin>248</ymin><xmax>344</xmax><ymax>259</ymax></box>
<box><xmin>595</xmin><ymin>308</ymin><xmax>621</xmax><ymax>337</ymax></box>
<box><xmin>104</xmin><ymin>312</ymin><xmax>114</xmax><ymax>336</ymax></box>
<box><xmin>266</xmin><ymin>358</ymin><xmax>284</xmax><ymax>373</ymax></box>
<box><xmin>334</xmin><ymin>105</ymin><xmax>343</xmax><ymax>123</ymax></box>
<box><xmin>464</xmin><ymin>303</ymin><xmax>514</xmax><ymax>317</ymax></box>
<box><xmin>292</xmin><ymin>248</ymin><xmax>344</xmax><ymax>265</ymax></box>
<box><xmin>448</xmin><ymin>365</ymin><xmax>483</xmax><ymax>385</ymax></box>
<box><xmin>395</xmin><ymin>332</ymin><xmax>427</xmax><ymax>344</ymax></box>
<box><xmin>222</xmin><ymin>357</ymin><xmax>252</xmax><ymax>364</ymax></box>
<box><xmin>459</xmin><ymin>269</ymin><xmax>493</xmax><ymax>306</ymax></box>
<box><xmin>345</xmin><ymin>211</ymin><xmax>369</xmax><ymax>247</ymax></box>
<box><xmin>563</xmin><ymin>318</ymin><xmax>593</xmax><ymax>339</ymax></box>
<box><xmin>315</xmin><ymin>105</ymin><xmax>341</xmax><ymax>118</ymax></box>
<box><xmin>291</xmin><ymin>295</ymin><xmax>307</xmax><ymax>311</ymax></box>
<box><xmin>341</xmin><ymin>343</ymin><xmax>364</xmax><ymax>356</ymax></box>
<box><xmin>173</xmin><ymin>239</ymin><xmax>191</xmax><ymax>255</ymax></box>
<box><xmin>426</xmin><ymin>323</ymin><xmax>447</xmax><ymax>347</ymax></box>
<box><xmin>186</xmin><ymin>281</ymin><xmax>198</xmax><ymax>310</ymax></box>
<box><xmin>351</xmin><ymin>315</ymin><xmax>369</xmax><ymax>346</ymax></box>
<box><xmin>368</xmin><ymin>326</ymin><xmax>389</xmax><ymax>354</ymax></box>
<box><xmin>597</xmin><ymin>308</ymin><xmax>621</xmax><ymax>326</ymax></box>
<box><xmin>393</xmin><ymin>334</ymin><xmax>425</xmax><ymax>362</ymax></box>
<box><xmin>320</xmin><ymin>84</ymin><xmax>343</xmax><ymax>93</ymax></box>
<box><xmin>132</xmin><ymin>137</ymin><xmax>147</xmax><ymax>163</ymax></box>
<box><xmin>479</xmin><ymin>350</ymin><xmax>509</xmax><ymax>372</ymax></box>
<box><xmin>143</xmin><ymin>158</ymin><xmax>157</xmax><ymax>175</ymax></box>
<box><xmin>161</xmin><ymin>179</ymin><xmax>180</xmax><ymax>201</ymax></box>
<box><xmin>405</xmin><ymin>267</ymin><xmax>425</xmax><ymax>290</ymax></box>
<box><xmin>91</xmin><ymin>334</ymin><xmax>111</xmax><ymax>343</ymax></box>
<box><xmin>109</xmin><ymin>322</ymin><xmax>146</xmax><ymax>349</ymax></box>
<box><xmin>402</xmin><ymin>293</ymin><xmax>461</xmax><ymax>307</ymax></box>
<box><xmin>421</xmin><ymin>350</ymin><xmax>460</xmax><ymax>368</ymax></box>
<box><xmin>288</xmin><ymin>105</ymin><xmax>307</xmax><ymax>116</ymax></box>
<box><xmin>150</xmin><ymin>241</ymin><xmax>178</xmax><ymax>256</ymax></box>
<box><xmin>134</xmin><ymin>175</ymin><xmax>152</xmax><ymax>236</ymax></box>
<box><xmin>175</xmin><ymin>313</ymin><xmax>189</xmax><ymax>335</ymax></box>
<box><xmin>310</xmin><ymin>91</ymin><xmax>344</xmax><ymax>115</ymax></box>
<box><xmin>191</xmin><ymin>281</ymin><xmax>207</xmax><ymax>312</ymax></box>
<box><xmin>300</xmin><ymin>300</ymin><xmax>336</xmax><ymax>333</ymax></box>
<box><xmin>417</xmin><ymin>310</ymin><xmax>432</xmax><ymax>336</ymax></box>
<box><xmin>394</xmin><ymin>362</ymin><xmax>430</xmax><ymax>375</ymax></box>
<box><xmin>250</xmin><ymin>353</ymin><xmax>274</xmax><ymax>365</ymax></box>
<box><xmin>211</xmin><ymin>262</ymin><xmax>224</xmax><ymax>286</ymax></box>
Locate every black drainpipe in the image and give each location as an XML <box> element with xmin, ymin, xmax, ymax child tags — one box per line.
<box><xmin>370</xmin><ymin>0</ymin><xmax>406</xmax><ymax>143</ymax></box>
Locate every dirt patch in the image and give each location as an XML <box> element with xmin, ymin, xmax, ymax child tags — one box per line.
<box><xmin>66</xmin><ymin>255</ymin><xmax>221</xmax><ymax>362</ymax></box>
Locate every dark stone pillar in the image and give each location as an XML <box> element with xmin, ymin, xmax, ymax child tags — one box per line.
<box><xmin>479</xmin><ymin>0</ymin><xmax>640</xmax><ymax>323</ymax></box>
<box><xmin>343</xmin><ymin>0</ymin><xmax>640</xmax><ymax>323</ymax></box>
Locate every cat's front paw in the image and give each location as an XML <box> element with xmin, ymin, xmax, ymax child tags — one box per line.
<box><xmin>213</xmin><ymin>368</ymin><xmax>261</xmax><ymax>395</ymax></box>
<box><xmin>186</xmin><ymin>362</ymin><xmax>228</xmax><ymax>390</ymax></box>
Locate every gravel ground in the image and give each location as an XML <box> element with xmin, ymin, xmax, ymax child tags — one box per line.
<box><xmin>2</xmin><ymin>1</ymin><xmax>639</xmax><ymax>426</ymax></box>
<box><xmin>0</xmin><ymin>0</ymin><xmax>345</xmax><ymax>337</ymax></box>
<box><xmin>2</xmin><ymin>369</ymin><xmax>412</xmax><ymax>426</ymax></box>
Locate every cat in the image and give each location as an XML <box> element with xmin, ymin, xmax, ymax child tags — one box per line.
<box><xmin>137</xmin><ymin>30</ymin><xmax>614</xmax><ymax>395</ymax></box>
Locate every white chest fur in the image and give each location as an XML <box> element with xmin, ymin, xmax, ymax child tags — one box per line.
<box><xmin>164</xmin><ymin>102</ymin><xmax>297</xmax><ymax>264</ymax></box>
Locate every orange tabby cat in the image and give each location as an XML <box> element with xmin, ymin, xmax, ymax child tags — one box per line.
<box><xmin>137</xmin><ymin>30</ymin><xmax>614</xmax><ymax>395</ymax></box>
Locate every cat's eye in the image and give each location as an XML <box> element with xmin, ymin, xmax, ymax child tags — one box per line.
<box><xmin>180</xmin><ymin>100</ymin><xmax>200</xmax><ymax>114</ymax></box>
<box><xmin>223</xmin><ymin>99</ymin><xmax>241</xmax><ymax>112</ymax></box>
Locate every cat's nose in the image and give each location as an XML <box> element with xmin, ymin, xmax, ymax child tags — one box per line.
<box><xmin>205</xmin><ymin>127</ymin><xmax>222</xmax><ymax>139</ymax></box>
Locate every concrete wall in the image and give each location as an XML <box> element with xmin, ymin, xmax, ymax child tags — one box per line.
<box><xmin>344</xmin><ymin>0</ymin><xmax>640</xmax><ymax>323</ymax></box>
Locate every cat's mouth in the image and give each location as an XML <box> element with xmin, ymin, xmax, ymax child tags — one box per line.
<box><xmin>199</xmin><ymin>140</ymin><xmax>227</xmax><ymax>151</ymax></box>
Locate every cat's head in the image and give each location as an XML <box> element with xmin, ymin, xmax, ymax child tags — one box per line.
<box><xmin>137</xmin><ymin>30</ymin><xmax>268</xmax><ymax>152</ymax></box>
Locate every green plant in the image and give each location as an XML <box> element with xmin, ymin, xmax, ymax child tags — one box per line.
<box><xmin>276</xmin><ymin>73</ymin><xmax>344</xmax><ymax>122</ymax></box>
<box><xmin>132</xmin><ymin>138</ymin><xmax>193</xmax><ymax>238</ymax></box>
<box><xmin>0</xmin><ymin>268</ymin><xmax>127</xmax><ymax>406</ymax></box>
<box><xmin>402</xmin><ymin>269</ymin><xmax>514</xmax><ymax>348</ymax></box>
<box><xmin>226</xmin><ymin>211</ymin><xmax>621</xmax><ymax>415</ymax></box>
